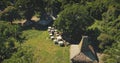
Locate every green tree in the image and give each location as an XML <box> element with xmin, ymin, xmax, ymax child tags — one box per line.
<box><xmin>0</xmin><ymin>0</ymin><xmax>14</xmax><ymax>10</ymax></box>
<box><xmin>54</xmin><ymin>4</ymin><xmax>94</xmax><ymax>42</ymax></box>
<box><xmin>103</xmin><ymin>6</ymin><xmax>119</xmax><ymax>49</ymax></box>
<box><xmin>89</xmin><ymin>2</ymin><xmax>120</xmax><ymax>48</ymax></box>
<box><xmin>3</xmin><ymin>46</ymin><xmax>34</xmax><ymax>63</ymax></box>
<box><xmin>88</xmin><ymin>0</ymin><xmax>120</xmax><ymax>20</ymax></box>
<box><xmin>0</xmin><ymin>21</ymin><xmax>23</xmax><ymax>62</ymax></box>
<box><xmin>15</xmin><ymin>0</ymin><xmax>35</xmax><ymax>21</ymax></box>
<box><xmin>103</xmin><ymin>41</ymin><xmax>120</xmax><ymax>63</ymax></box>
<box><xmin>44</xmin><ymin>0</ymin><xmax>61</xmax><ymax>18</ymax></box>
<box><xmin>0</xmin><ymin>6</ymin><xmax>20</xmax><ymax>24</ymax></box>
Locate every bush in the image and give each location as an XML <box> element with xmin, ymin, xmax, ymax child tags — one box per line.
<box><xmin>0</xmin><ymin>6</ymin><xmax>21</xmax><ymax>23</ymax></box>
<box><xmin>0</xmin><ymin>21</ymin><xmax>23</xmax><ymax>62</ymax></box>
<box><xmin>3</xmin><ymin>46</ymin><xmax>34</xmax><ymax>63</ymax></box>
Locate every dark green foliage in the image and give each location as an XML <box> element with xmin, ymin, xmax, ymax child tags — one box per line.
<box><xmin>0</xmin><ymin>21</ymin><xmax>23</xmax><ymax>62</ymax></box>
<box><xmin>15</xmin><ymin>0</ymin><xmax>35</xmax><ymax>21</ymax></box>
<box><xmin>3</xmin><ymin>46</ymin><xmax>34</xmax><ymax>63</ymax></box>
<box><xmin>0</xmin><ymin>6</ymin><xmax>20</xmax><ymax>23</ymax></box>
<box><xmin>101</xmin><ymin>6</ymin><xmax>120</xmax><ymax>49</ymax></box>
<box><xmin>88</xmin><ymin>0</ymin><xmax>110</xmax><ymax>20</ymax></box>
<box><xmin>54</xmin><ymin>4</ymin><xmax>94</xmax><ymax>42</ymax></box>
<box><xmin>0</xmin><ymin>0</ymin><xmax>14</xmax><ymax>10</ymax></box>
<box><xmin>44</xmin><ymin>0</ymin><xmax>61</xmax><ymax>17</ymax></box>
<box><xmin>103</xmin><ymin>42</ymin><xmax>120</xmax><ymax>63</ymax></box>
<box><xmin>89</xmin><ymin>2</ymin><xmax>120</xmax><ymax>62</ymax></box>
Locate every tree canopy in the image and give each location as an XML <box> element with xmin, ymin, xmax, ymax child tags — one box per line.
<box><xmin>54</xmin><ymin>4</ymin><xmax>94</xmax><ymax>42</ymax></box>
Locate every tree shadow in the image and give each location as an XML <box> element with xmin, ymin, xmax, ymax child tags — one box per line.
<box><xmin>61</xmin><ymin>33</ymin><xmax>82</xmax><ymax>44</ymax></box>
<box><xmin>21</xmin><ymin>20</ymin><xmax>53</xmax><ymax>31</ymax></box>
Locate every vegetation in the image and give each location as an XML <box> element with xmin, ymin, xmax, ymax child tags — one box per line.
<box><xmin>0</xmin><ymin>0</ymin><xmax>120</xmax><ymax>63</ymax></box>
<box><xmin>0</xmin><ymin>21</ymin><xmax>23</xmax><ymax>62</ymax></box>
<box><xmin>3</xmin><ymin>30</ymin><xmax>69</xmax><ymax>63</ymax></box>
<box><xmin>54</xmin><ymin>4</ymin><xmax>94</xmax><ymax>42</ymax></box>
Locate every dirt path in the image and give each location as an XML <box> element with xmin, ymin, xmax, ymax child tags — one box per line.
<box><xmin>12</xmin><ymin>16</ymin><xmax>40</xmax><ymax>24</ymax></box>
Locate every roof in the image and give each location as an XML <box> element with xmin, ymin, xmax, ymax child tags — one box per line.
<box><xmin>71</xmin><ymin>36</ymin><xmax>99</xmax><ymax>63</ymax></box>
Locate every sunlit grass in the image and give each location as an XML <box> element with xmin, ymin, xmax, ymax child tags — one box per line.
<box><xmin>22</xmin><ymin>30</ymin><xmax>69</xmax><ymax>63</ymax></box>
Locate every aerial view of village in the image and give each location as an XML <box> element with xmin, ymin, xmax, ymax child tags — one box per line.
<box><xmin>0</xmin><ymin>0</ymin><xmax>120</xmax><ymax>63</ymax></box>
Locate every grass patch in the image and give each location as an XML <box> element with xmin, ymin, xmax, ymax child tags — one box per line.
<box><xmin>22</xmin><ymin>30</ymin><xmax>70</xmax><ymax>63</ymax></box>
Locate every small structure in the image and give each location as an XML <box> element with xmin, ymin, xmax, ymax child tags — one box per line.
<box><xmin>70</xmin><ymin>36</ymin><xmax>99</xmax><ymax>63</ymax></box>
<box><xmin>47</xmin><ymin>26</ymin><xmax>65</xmax><ymax>46</ymax></box>
<box><xmin>56</xmin><ymin>35</ymin><xmax>62</xmax><ymax>41</ymax></box>
<box><xmin>48</xmin><ymin>26</ymin><xmax>51</xmax><ymax>33</ymax></box>
<box><xmin>50</xmin><ymin>36</ymin><xmax>54</xmax><ymax>40</ymax></box>
<box><xmin>58</xmin><ymin>40</ymin><xmax>64</xmax><ymax>46</ymax></box>
<box><xmin>53</xmin><ymin>39</ymin><xmax>58</xmax><ymax>44</ymax></box>
<box><xmin>48</xmin><ymin>26</ymin><xmax>52</xmax><ymax>29</ymax></box>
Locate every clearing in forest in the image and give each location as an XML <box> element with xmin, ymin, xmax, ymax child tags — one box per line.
<box><xmin>22</xmin><ymin>30</ymin><xmax>69</xmax><ymax>63</ymax></box>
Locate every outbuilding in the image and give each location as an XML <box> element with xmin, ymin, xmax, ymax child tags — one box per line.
<box><xmin>70</xmin><ymin>36</ymin><xmax>99</xmax><ymax>63</ymax></box>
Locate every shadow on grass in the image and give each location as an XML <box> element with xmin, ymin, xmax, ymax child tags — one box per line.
<box><xmin>21</xmin><ymin>20</ymin><xmax>53</xmax><ymax>31</ymax></box>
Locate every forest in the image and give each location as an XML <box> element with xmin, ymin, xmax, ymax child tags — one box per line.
<box><xmin>0</xmin><ymin>0</ymin><xmax>120</xmax><ymax>63</ymax></box>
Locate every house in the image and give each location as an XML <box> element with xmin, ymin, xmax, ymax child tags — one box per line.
<box><xmin>70</xmin><ymin>36</ymin><xmax>99</xmax><ymax>63</ymax></box>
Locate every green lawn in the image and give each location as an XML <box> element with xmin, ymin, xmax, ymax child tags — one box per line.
<box><xmin>22</xmin><ymin>30</ymin><xmax>70</xmax><ymax>63</ymax></box>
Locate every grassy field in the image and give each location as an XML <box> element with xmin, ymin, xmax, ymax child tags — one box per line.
<box><xmin>22</xmin><ymin>29</ymin><xmax>69</xmax><ymax>63</ymax></box>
